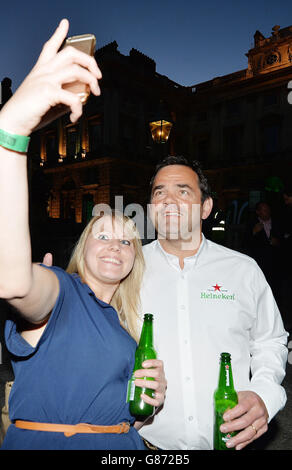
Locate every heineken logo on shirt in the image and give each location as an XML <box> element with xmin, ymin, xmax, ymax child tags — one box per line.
<box><xmin>200</xmin><ymin>283</ymin><xmax>235</xmax><ymax>301</ymax></box>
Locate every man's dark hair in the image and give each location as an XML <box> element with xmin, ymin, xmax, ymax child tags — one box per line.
<box><xmin>149</xmin><ymin>155</ymin><xmax>212</xmax><ymax>203</ymax></box>
<box><xmin>255</xmin><ymin>201</ymin><xmax>270</xmax><ymax>211</ymax></box>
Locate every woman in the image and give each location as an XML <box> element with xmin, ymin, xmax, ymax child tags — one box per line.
<box><xmin>0</xmin><ymin>19</ymin><xmax>166</xmax><ymax>450</ymax></box>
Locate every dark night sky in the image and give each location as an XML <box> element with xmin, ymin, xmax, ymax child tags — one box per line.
<box><xmin>2</xmin><ymin>0</ymin><xmax>292</xmax><ymax>91</ymax></box>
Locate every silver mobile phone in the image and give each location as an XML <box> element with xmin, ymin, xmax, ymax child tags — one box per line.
<box><xmin>61</xmin><ymin>34</ymin><xmax>96</xmax><ymax>104</ymax></box>
<box><xmin>35</xmin><ymin>34</ymin><xmax>96</xmax><ymax>130</ymax></box>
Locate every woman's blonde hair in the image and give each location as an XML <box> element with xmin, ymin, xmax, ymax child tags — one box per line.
<box><xmin>66</xmin><ymin>211</ymin><xmax>144</xmax><ymax>343</ymax></box>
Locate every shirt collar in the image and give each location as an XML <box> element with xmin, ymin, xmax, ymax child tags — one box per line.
<box><xmin>156</xmin><ymin>235</ymin><xmax>206</xmax><ymax>272</ymax></box>
<box><xmin>72</xmin><ymin>273</ymin><xmax>114</xmax><ymax>309</ymax></box>
<box><xmin>258</xmin><ymin>217</ymin><xmax>271</xmax><ymax>225</ymax></box>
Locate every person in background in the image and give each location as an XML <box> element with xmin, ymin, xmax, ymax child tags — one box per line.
<box><xmin>0</xmin><ymin>19</ymin><xmax>166</xmax><ymax>450</ymax></box>
<box><xmin>245</xmin><ymin>201</ymin><xmax>282</xmax><ymax>304</ymax></box>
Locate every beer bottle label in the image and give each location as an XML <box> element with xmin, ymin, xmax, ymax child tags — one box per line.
<box><xmin>215</xmin><ymin>410</ymin><xmax>237</xmax><ymax>449</ymax></box>
<box><xmin>126</xmin><ymin>376</ymin><xmax>136</xmax><ymax>403</ymax></box>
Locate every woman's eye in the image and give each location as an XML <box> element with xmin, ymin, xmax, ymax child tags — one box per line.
<box><xmin>120</xmin><ymin>239</ymin><xmax>131</xmax><ymax>246</ymax></box>
<box><xmin>97</xmin><ymin>234</ymin><xmax>109</xmax><ymax>240</ymax></box>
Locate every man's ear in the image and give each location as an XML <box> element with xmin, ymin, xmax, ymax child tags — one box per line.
<box><xmin>202</xmin><ymin>197</ymin><xmax>213</xmax><ymax>220</ymax></box>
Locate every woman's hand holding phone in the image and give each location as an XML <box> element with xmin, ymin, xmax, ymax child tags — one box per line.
<box><xmin>0</xmin><ymin>19</ymin><xmax>102</xmax><ymax>137</ymax></box>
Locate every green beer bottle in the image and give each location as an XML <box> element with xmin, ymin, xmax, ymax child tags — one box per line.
<box><xmin>128</xmin><ymin>313</ymin><xmax>157</xmax><ymax>420</ymax></box>
<box><xmin>214</xmin><ymin>352</ymin><xmax>238</xmax><ymax>450</ymax></box>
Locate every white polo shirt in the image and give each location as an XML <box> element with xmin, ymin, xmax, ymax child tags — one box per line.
<box><xmin>138</xmin><ymin>236</ymin><xmax>288</xmax><ymax>450</ymax></box>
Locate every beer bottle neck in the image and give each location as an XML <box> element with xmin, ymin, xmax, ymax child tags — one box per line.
<box><xmin>218</xmin><ymin>360</ymin><xmax>235</xmax><ymax>390</ymax></box>
<box><xmin>139</xmin><ymin>320</ymin><xmax>154</xmax><ymax>348</ymax></box>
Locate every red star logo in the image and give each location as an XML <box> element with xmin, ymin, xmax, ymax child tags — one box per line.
<box><xmin>213</xmin><ymin>283</ymin><xmax>222</xmax><ymax>291</ymax></box>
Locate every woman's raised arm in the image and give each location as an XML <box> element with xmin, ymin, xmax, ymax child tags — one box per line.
<box><xmin>0</xmin><ymin>19</ymin><xmax>101</xmax><ymax>322</ymax></box>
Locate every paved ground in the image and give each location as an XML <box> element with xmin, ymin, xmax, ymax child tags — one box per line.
<box><xmin>1</xmin><ymin>344</ymin><xmax>291</xmax><ymax>450</ymax></box>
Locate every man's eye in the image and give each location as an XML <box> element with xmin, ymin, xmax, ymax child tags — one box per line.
<box><xmin>180</xmin><ymin>190</ymin><xmax>189</xmax><ymax>195</ymax></box>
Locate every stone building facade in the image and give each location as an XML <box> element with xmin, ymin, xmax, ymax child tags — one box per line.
<box><xmin>189</xmin><ymin>24</ymin><xmax>292</xmax><ymax>211</ymax></box>
<box><xmin>36</xmin><ymin>41</ymin><xmax>188</xmax><ymax>227</ymax></box>
<box><xmin>29</xmin><ymin>25</ymin><xmax>292</xmax><ymax>258</ymax></box>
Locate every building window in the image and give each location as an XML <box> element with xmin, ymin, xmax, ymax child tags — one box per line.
<box><xmin>262</xmin><ymin>93</ymin><xmax>278</xmax><ymax>107</ymax></box>
<box><xmin>45</xmin><ymin>132</ymin><xmax>58</xmax><ymax>163</ymax></box>
<box><xmin>59</xmin><ymin>179</ymin><xmax>76</xmax><ymax>220</ymax></box>
<box><xmin>262</xmin><ymin>122</ymin><xmax>281</xmax><ymax>154</ymax></box>
<box><xmin>223</xmin><ymin>126</ymin><xmax>242</xmax><ymax>161</ymax></box>
<box><xmin>265</xmin><ymin>53</ymin><xmax>279</xmax><ymax>66</ymax></box>
<box><xmin>121</xmin><ymin>116</ymin><xmax>137</xmax><ymax>156</ymax></box>
<box><xmin>60</xmin><ymin>191</ymin><xmax>76</xmax><ymax>220</ymax></box>
<box><xmin>226</xmin><ymin>100</ymin><xmax>240</xmax><ymax>117</ymax></box>
<box><xmin>82</xmin><ymin>193</ymin><xmax>94</xmax><ymax>224</ymax></box>
<box><xmin>66</xmin><ymin>126</ymin><xmax>78</xmax><ymax>159</ymax></box>
<box><xmin>88</xmin><ymin>117</ymin><xmax>103</xmax><ymax>153</ymax></box>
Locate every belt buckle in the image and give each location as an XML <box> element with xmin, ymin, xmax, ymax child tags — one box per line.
<box><xmin>118</xmin><ymin>422</ymin><xmax>130</xmax><ymax>434</ymax></box>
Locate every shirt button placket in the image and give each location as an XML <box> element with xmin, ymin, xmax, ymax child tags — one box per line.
<box><xmin>177</xmin><ymin>272</ymin><xmax>197</xmax><ymax>448</ymax></box>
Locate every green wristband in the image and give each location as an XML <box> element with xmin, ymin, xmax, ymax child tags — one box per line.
<box><xmin>0</xmin><ymin>128</ymin><xmax>30</xmax><ymax>153</ymax></box>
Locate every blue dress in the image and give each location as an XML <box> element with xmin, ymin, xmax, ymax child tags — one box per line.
<box><xmin>1</xmin><ymin>266</ymin><xmax>146</xmax><ymax>450</ymax></box>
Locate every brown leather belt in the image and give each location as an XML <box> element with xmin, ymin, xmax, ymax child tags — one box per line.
<box><xmin>14</xmin><ymin>420</ymin><xmax>130</xmax><ymax>437</ymax></box>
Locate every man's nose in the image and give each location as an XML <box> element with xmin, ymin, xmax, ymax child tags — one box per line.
<box><xmin>163</xmin><ymin>191</ymin><xmax>177</xmax><ymax>204</ymax></box>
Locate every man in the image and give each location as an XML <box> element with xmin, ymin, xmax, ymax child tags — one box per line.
<box><xmin>245</xmin><ymin>201</ymin><xmax>282</xmax><ymax>304</ymax></box>
<box><xmin>283</xmin><ymin>187</ymin><xmax>292</xmax><ymax>208</ymax></box>
<box><xmin>138</xmin><ymin>155</ymin><xmax>288</xmax><ymax>450</ymax></box>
